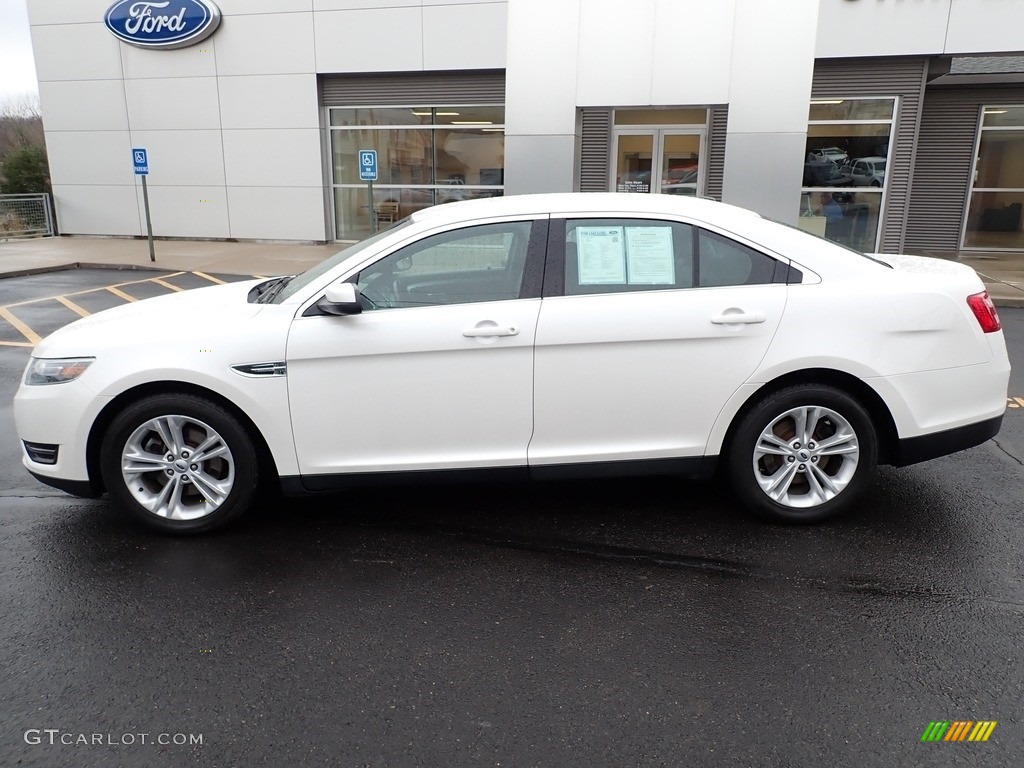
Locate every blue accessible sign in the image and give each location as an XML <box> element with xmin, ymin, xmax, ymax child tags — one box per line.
<box><xmin>359</xmin><ymin>149</ymin><xmax>378</xmax><ymax>182</ymax></box>
<box><xmin>132</xmin><ymin>147</ymin><xmax>149</xmax><ymax>175</ymax></box>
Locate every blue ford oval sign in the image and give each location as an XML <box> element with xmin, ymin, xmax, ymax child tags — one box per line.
<box><xmin>104</xmin><ymin>0</ymin><xmax>222</xmax><ymax>50</ymax></box>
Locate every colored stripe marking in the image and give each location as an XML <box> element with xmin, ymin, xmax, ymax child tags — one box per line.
<box><xmin>193</xmin><ymin>271</ymin><xmax>227</xmax><ymax>285</ymax></box>
<box><xmin>151</xmin><ymin>277</ymin><xmax>184</xmax><ymax>292</ymax></box>
<box><xmin>55</xmin><ymin>295</ymin><xmax>90</xmax><ymax>317</ymax></box>
<box><xmin>0</xmin><ymin>306</ymin><xmax>42</xmax><ymax>344</ymax></box>
<box><xmin>105</xmin><ymin>286</ymin><xmax>138</xmax><ymax>302</ymax></box>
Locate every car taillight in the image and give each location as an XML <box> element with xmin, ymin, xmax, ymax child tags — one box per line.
<box><xmin>967</xmin><ymin>291</ymin><xmax>1001</xmax><ymax>333</ymax></box>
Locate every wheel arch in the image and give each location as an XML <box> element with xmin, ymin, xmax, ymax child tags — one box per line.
<box><xmin>718</xmin><ymin>368</ymin><xmax>899</xmax><ymax>466</ymax></box>
<box><xmin>86</xmin><ymin>381</ymin><xmax>280</xmax><ymax>494</ymax></box>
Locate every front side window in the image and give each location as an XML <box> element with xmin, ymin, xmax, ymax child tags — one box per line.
<box><xmin>562</xmin><ymin>219</ymin><xmax>782</xmax><ymax>296</ymax></box>
<box><xmin>356</xmin><ymin>221</ymin><xmax>532</xmax><ymax>310</ymax></box>
<box><xmin>799</xmin><ymin>98</ymin><xmax>896</xmax><ymax>252</ymax></box>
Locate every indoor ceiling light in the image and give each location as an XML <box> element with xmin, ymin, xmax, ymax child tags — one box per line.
<box><xmin>984</xmin><ymin>109</ymin><xmax>1008</xmax><ymax>114</ymax></box>
<box><xmin>410</xmin><ymin>111</ymin><xmax>461</xmax><ymax>116</ymax></box>
<box><xmin>451</xmin><ymin>121</ymin><xmax>493</xmax><ymax>125</ymax></box>
<box><xmin>810</xmin><ymin>100</ymin><xmax>844</xmax><ymax>105</ymax></box>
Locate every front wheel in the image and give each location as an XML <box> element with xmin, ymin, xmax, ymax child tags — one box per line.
<box><xmin>727</xmin><ymin>385</ymin><xmax>877</xmax><ymax>523</ymax></box>
<box><xmin>100</xmin><ymin>393</ymin><xmax>259</xmax><ymax>534</ymax></box>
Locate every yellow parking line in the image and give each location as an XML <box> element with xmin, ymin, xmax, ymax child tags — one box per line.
<box><xmin>3</xmin><ymin>271</ymin><xmax>188</xmax><ymax>308</ymax></box>
<box><xmin>0</xmin><ymin>306</ymin><xmax>42</xmax><ymax>345</ymax></box>
<box><xmin>151</xmin><ymin>277</ymin><xmax>184</xmax><ymax>292</ymax></box>
<box><xmin>55</xmin><ymin>295</ymin><xmax>90</xmax><ymax>317</ymax></box>
<box><xmin>193</xmin><ymin>271</ymin><xmax>227</xmax><ymax>285</ymax></box>
<box><xmin>0</xmin><ymin>340</ymin><xmax>34</xmax><ymax>348</ymax></box>
<box><xmin>106</xmin><ymin>286</ymin><xmax>138</xmax><ymax>302</ymax></box>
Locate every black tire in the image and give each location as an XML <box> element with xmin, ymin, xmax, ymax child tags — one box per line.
<box><xmin>727</xmin><ymin>384</ymin><xmax>877</xmax><ymax>523</ymax></box>
<box><xmin>100</xmin><ymin>393</ymin><xmax>259</xmax><ymax>534</ymax></box>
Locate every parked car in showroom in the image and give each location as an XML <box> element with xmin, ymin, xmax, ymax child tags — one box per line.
<box><xmin>807</xmin><ymin>146</ymin><xmax>849</xmax><ymax>165</ymax></box>
<box><xmin>845</xmin><ymin>156</ymin><xmax>887</xmax><ymax>187</ymax></box>
<box><xmin>14</xmin><ymin>193</ymin><xmax>1009</xmax><ymax>534</ymax></box>
<box><xmin>803</xmin><ymin>159</ymin><xmax>853</xmax><ymax>187</ymax></box>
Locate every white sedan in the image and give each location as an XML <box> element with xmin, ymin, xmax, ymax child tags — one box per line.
<box><xmin>13</xmin><ymin>193</ymin><xmax>1010</xmax><ymax>533</ymax></box>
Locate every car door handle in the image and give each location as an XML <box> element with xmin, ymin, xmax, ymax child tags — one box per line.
<box><xmin>710</xmin><ymin>312</ymin><xmax>766</xmax><ymax>325</ymax></box>
<box><xmin>463</xmin><ymin>324</ymin><xmax>520</xmax><ymax>338</ymax></box>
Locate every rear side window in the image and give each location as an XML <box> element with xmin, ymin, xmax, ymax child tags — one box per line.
<box><xmin>564</xmin><ymin>219</ymin><xmax>694</xmax><ymax>295</ymax></box>
<box><xmin>561</xmin><ymin>218</ymin><xmax>787</xmax><ymax>296</ymax></box>
<box><xmin>697</xmin><ymin>229</ymin><xmax>779</xmax><ymax>287</ymax></box>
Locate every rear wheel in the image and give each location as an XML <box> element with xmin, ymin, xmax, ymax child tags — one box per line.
<box><xmin>727</xmin><ymin>385</ymin><xmax>877</xmax><ymax>523</ymax></box>
<box><xmin>100</xmin><ymin>393</ymin><xmax>258</xmax><ymax>534</ymax></box>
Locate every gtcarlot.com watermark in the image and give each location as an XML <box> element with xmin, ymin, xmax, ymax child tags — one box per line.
<box><xmin>24</xmin><ymin>729</ymin><xmax>203</xmax><ymax>747</ymax></box>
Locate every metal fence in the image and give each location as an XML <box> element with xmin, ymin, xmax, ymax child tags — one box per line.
<box><xmin>0</xmin><ymin>193</ymin><xmax>55</xmax><ymax>239</ymax></box>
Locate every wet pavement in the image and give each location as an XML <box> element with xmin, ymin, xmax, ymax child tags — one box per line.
<box><xmin>1</xmin><ymin>270</ymin><xmax>1023</xmax><ymax>767</ymax></box>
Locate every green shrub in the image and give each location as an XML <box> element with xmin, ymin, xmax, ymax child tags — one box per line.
<box><xmin>1</xmin><ymin>146</ymin><xmax>51</xmax><ymax>194</ymax></box>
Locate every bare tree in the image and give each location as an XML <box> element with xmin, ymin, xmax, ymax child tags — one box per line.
<box><xmin>0</xmin><ymin>92</ymin><xmax>45</xmax><ymax>161</ymax></box>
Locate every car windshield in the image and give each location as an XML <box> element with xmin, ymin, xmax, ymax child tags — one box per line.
<box><xmin>270</xmin><ymin>219</ymin><xmax>413</xmax><ymax>303</ymax></box>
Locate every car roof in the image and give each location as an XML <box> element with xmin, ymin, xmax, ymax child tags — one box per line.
<box><xmin>408</xmin><ymin>192</ymin><xmax>762</xmax><ymax>229</ymax></box>
<box><xmin>856</xmin><ymin>156</ymin><xmax>887</xmax><ymax>162</ymax></box>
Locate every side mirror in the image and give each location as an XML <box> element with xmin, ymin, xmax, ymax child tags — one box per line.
<box><xmin>317</xmin><ymin>281</ymin><xmax>363</xmax><ymax>316</ymax></box>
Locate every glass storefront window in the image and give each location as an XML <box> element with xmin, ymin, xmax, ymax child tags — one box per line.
<box><xmin>964</xmin><ymin>106</ymin><xmax>1024</xmax><ymax>250</ymax></box>
<box><xmin>329</xmin><ymin>106</ymin><xmax>505</xmax><ymax>240</ymax></box>
<box><xmin>808</xmin><ymin>99</ymin><xmax>894</xmax><ymax>122</ymax></box>
<box><xmin>799</xmin><ymin>97</ymin><xmax>896</xmax><ymax>251</ymax></box>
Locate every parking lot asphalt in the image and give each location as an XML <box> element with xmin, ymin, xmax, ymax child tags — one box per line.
<box><xmin>1</xmin><ymin>269</ymin><xmax>1024</xmax><ymax>767</ymax></box>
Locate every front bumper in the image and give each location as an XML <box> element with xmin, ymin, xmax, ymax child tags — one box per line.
<box><xmin>14</xmin><ymin>376</ymin><xmax>111</xmax><ymax>492</ymax></box>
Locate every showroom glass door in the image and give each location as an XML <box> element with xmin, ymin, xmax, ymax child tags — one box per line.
<box><xmin>612</xmin><ymin>129</ymin><xmax>705</xmax><ymax>197</ymax></box>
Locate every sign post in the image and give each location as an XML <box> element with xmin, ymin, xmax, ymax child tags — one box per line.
<box><xmin>359</xmin><ymin>149</ymin><xmax>378</xmax><ymax>234</ymax></box>
<box><xmin>133</xmin><ymin>147</ymin><xmax>155</xmax><ymax>262</ymax></box>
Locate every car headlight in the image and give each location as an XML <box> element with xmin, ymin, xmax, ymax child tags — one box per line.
<box><xmin>24</xmin><ymin>357</ymin><xmax>95</xmax><ymax>386</ymax></box>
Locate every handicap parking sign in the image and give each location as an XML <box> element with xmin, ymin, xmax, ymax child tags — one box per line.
<box><xmin>132</xmin><ymin>148</ymin><xmax>149</xmax><ymax>175</ymax></box>
<box><xmin>359</xmin><ymin>149</ymin><xmax>377</xmax><ymax>181</ymax></box>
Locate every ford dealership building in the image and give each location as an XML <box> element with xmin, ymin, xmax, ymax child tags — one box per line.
<box><xmin>26</xmin><ymin>0</ymin><xmax>1024</xmax><ymax>254</ymax></box>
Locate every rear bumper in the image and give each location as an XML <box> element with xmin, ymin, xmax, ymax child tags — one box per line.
<box><xmin>891</xmin><ymin>414</ymin><xmax>1003</xmax><ymax>467</ymax></box>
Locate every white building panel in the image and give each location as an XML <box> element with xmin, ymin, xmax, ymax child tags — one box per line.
<box><xmin>314</xmin><ymin>0</ymin><xmax>418</xmax><ymax>9</ymax></box>
<box><xmin>217</xmin><ymin>0</ymin><xmax>315</xmax><ymax>14</ymax></box>
<box><xmin>120</xmin><ymin>40</ymin><xmax>219</xmax><ymax>80</ymax></box>
<box><xmin>52</xmin><ymin>184</ymin><xmax>142</xmax><ymax>237</ymax></box>
<box><xmin>138</xmin><ymin>185</ymin><xmax>231</xmax><ymax>239</ymax></box>
<box><xmin>44</xmin><ymin>131</ymin><xmax>137</xmax><ymax>187</ymax></box>
<box><xmin>124</xmin><ymin>77</ymin><xmax>222</xmax><ymax>131</ymax></box>
<box><xmin>815</xmin><ymin>0</ymin><xmax>951</xmax><ymax>58</ymax></box>
<box><xmin>503</xmin><ymin>134</ymin><xmax>577</xmax><ymax>196</ymax></box>
<box><xmin>576</xmin><ymin>0</ymin><xmax>656</xmax><ymax>107</ymax></box>
<box><xmin>127</xmin><ymin>131</ymin><xmax>227</xmax><ymax>187</ymax></box>
<box><xmin>504</xmin><ymin>0</ymin><xmax>579</xmax><ymax>136</ymax></box>
<box><xmin>31</xmin><ymin>23</ymin><xmax>123</xmax><ymax>82</ymax></box>
<box><xmin>26</xmin><ymin>0</ymin><xmax>108</xmax><ymax>27</ymax></box>
<box><xmin>221</xmin><ymin>129</ymin><xmax>324</xmax><ymax>188</ymax></box>
<box><xmin>213</xmin><ymin>11</ymin><xmax>316</xmax><ymax>76</ymax></box>
<box><xmin>313</xmin><ymin>8</ymin><xmax>424</xmax><ymax>72</ymax></box>
<box><xmin>38</xmin><ymin>80</ymin><xmax>128</xmax><ymax>132</ymax></box>
<box><xmin>945</xmin><ymin>0</ymin><xmax>1024</xmax><ymax>54</ymax></box>
<box><xmin>650</xmin><ymin>0</ymin><xmax>733</xmax><ymax>106</ymax></box>
<box><xmin>423</xmin><ymin>3</ymin><xmax>507</xmax><ymax>70</ymax></box>
<box><xmin>726</xmin><ymin>0</ymin><xmax>816</xmax><ymax>135</ymax></box>
<box><xmin>226</xmin><ymin>186</ymin><xmax>328</xmax><ymax>241</ymax></box>
<box><xmin>218</xmin><ymin>75</ymin><xmax>320</xmax><ymax>130</ymax></box>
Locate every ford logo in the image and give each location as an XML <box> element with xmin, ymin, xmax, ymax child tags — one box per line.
<box><xmin>104</xmin><ymin>0</ymin><xmax>222</xmax><ymax>50</ymax></box>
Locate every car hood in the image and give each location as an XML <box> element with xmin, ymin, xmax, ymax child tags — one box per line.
<box><xmin>34</xmin><ymin>279</ymin><xmax>265</xmax><ymax>357</ymax></box>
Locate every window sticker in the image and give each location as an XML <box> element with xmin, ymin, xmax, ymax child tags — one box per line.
<box><xmin>577</xmin><ymin>227</ymin><xmax>626</xmax><ymax>284</ymax></box>
<box><xmin>625</xmin><ymin>227</ymin><xmax>674</xmax><ymax>284</ymax></box>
